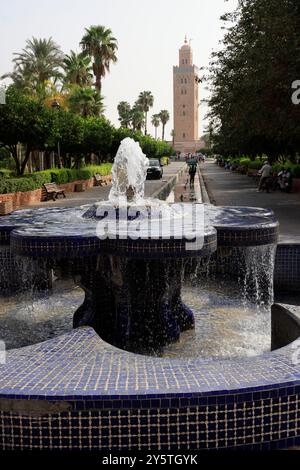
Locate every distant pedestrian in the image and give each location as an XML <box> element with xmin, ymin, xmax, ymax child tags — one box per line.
<box><xmin>258</xmin><ymin>161</ymin><xmax>272</xmax><ymax>192</ymax></box>
<box><xmin>188</xmin><ymin>160</ymin><xmax>197</xmax><ymax>187</ymax></box>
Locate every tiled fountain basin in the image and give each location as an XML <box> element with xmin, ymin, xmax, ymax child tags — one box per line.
<box><xmin>0</xmin><ymin>322</ymin><xmax>299</xmax><ymax>451</ymax></box>
<box><xmin>0</xmin><ymin>203</ymin><xmax>289</xmax><ymax>449</ymax></box>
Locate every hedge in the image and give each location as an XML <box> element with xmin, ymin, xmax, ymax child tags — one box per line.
<box><xmin>224</xmin><ymin>156</ymin><xmax>300</xmax><ymax>177</ymax></box>
<box><xmin>0</xmin><ymin>164</ymin><xmax>112</xmax><ymax>194</ymax></box>
<box><xmin>0</xmin><ymin>169</ymin><xmax>13</xmax><ymax>178</ymax></box>
<box><xmin>0</xmin><ymin>177</ymin><xmax>38</xmax><ymax>194</ymax></box>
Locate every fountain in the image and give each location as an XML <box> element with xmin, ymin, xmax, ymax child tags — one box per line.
<box><xmin>0</xmin><ymin>138</ymin><xmax>277</xmax><ymax>354</ymax></box>
<box><xmin>0</xmin><ymin>138</ymin><xmax>299</xmax><ymax>451</ymax></box>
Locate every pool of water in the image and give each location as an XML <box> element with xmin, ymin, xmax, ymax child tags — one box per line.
<box><xmin>0</xmin><ymin>280</ymin><xmax>83</xmax><ymax>349</ymax></box>
<box><xmin>163</xmin><ymin>279</ymin><xmax>271</xmax><ymax>359</ymax></box>
<box><xmin>0</xmin><ymin>278</ymin><xmax>271</xmax><ymax>359</ymax></box>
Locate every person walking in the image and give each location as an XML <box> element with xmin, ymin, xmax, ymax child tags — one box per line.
<box><xmin>258</xmin><ymin>161</ymin><xmax>272</xmax><ymax>192</ymax></box>
<box><xmin>188</xmin><ymin>159</ymin><xmax>198</xmax><ymax>187</ymax></box>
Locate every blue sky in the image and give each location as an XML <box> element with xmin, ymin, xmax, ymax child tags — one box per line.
<box><xmin>0</xmin><ymin>0</ymin><xmax>238</xmax><ymax>139</ymax></box>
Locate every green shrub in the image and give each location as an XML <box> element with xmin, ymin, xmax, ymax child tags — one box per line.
<box><xmin>272</xmin><ymin>162</ymin><xmax>300</xmax><ymax>178</ymax></box>
<box><xmin>238</xmin><ymin>157</ymin><xmax>251</xmax><ymax>167</ymax></box>
<box><xmin>84</xmin><ymin>164</ymin><xmax>112</xmax><ymax>176</ymax></box>
<box><xmin>292</xmin><ymin>165</ymin><xmax>300</xmax><ymax>178</ymax></box>
<box><xmin>0</xmin><ymin>164</ymin><xmax>113</xmax><ymax>194</ymax></box>
<box><xmin>0</xmin><ymin>169</ymin><xmax>13</xmax><ymax>178</ymax></box>
<box><xmin>248</xmin><ymin>160</ymin><xmax>264</xmax><ymax>170</ymax></box>
<box><xmin>50</xmin><ymin>169</ymin><xmax>69</xmax><ymax>184</ymax></box>
<box><xmin>77</xmin><ymin>168</ymin><xmax>93</xmax><ymax>180</ymax></box>
<box><xmin>27</xmin><ymin>171</ymin><xmax>52</xmax><ymax>186</ymax></box>
<box><xmin>0</xmin><ymin>177</ymin><xmax>37</xmax><ymax>194</ymax></box>
<box><xmin>65</xmin><ymin>169</ymin><xmax>78</xmax><ymax>182</ymax></box>
<box><xmin>160</xmin><ymin>157</ymin><xmax>169</xmax><ymax>165</ymax></box>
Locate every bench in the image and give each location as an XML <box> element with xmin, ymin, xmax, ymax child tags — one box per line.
<box><xmin>94</xmin><ymin>174</ymin><xmax>108</xmax><ymax>186</ymax></box>
<box><xmin>43</xmin><ymin>183</ymin><xmax>66</xmax><ymax>201</ymax></box>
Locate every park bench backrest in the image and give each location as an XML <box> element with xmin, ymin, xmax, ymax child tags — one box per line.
<box><xmin>44</xmin><ymin>182</ymin><xmax>60</xmax><ymax>192</ymax></box>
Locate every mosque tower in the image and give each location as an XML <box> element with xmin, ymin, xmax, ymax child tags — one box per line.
<box><xmin>173</xmin><ymin>37</ymin><xmax>201</xmax><ymax>153</ymax></box>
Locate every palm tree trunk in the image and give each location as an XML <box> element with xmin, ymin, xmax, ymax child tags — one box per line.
<box><xmin>162</xmin><ymin>125</ymin><xmax>165</xmax><ymax>141</ymax></box>
<box><xmin>95</xmin><ymin>74</ymin><xmax>102</xmax><ymax>94</ymax></box>
<box><xmin>155</xmin><ymin>127</ymin><xmax>157</xmax><ymax>139</ymax></box>
<box><xmin>144</xmin><ymin>111</ymin><xmax>147</xmax><ymax>135</ymax></box>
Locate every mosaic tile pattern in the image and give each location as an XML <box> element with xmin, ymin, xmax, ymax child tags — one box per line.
<box><xmin>11</xmin><ymin>229</ymin><xmax>218</xmax><ymax>259</ymax></box>
<box><xmin>0</xmin><ymin>327</ymin><xmax>300</xmax><ymax>398</ymax></box>
<box><xmin>275</xmin><ymin>244</ymin><xmax>300</xmax><ymax>293</ymax></box>
<box><xmin>1</xmin><ymin>396</ymin><xmax>299</xmax><ymax>450</ymax></box>
<box><xmin>216</xmin><ymin>226</ymin><xmax>278</xmax><ymax>247</ymax></box>
<box><xmin>0</xmin><ymin>326</ymin><xmax>299</xmax><ymax>450</ymax></box>
<box><xmin>0</xmin><ymin>205</ymin><xmax>279</xmax><ymax>258</ymax></box>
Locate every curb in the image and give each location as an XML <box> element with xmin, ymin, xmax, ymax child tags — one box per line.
<box><xmin>151</xmin><ymin>164</ymin><xmax>186</xmax><ymax>201</ymax></box>
<box><xmin>198</xmin><ymin>167</ymin><xmax>211</xmax><ymax>204</ymax></box>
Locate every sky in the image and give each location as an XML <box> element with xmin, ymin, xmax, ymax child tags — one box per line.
<box><xmin>0</xmin><ymin>0</ymin><xmax>238</xmax><ymax>140</ymax></box>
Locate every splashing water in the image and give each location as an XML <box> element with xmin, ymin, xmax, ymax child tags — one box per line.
<box><xmin>109</xmin><ymin>138</ymin><xmax>149</xmax><ymax>205</ymax></box>
<box><xmin>239</xmin><ymin>245</ymin><xmax>277</xmax><ymax>308</ymax></box>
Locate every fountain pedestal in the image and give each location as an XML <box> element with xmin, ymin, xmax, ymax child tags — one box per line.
<box><xmin>74</xmin><ymin>256</ymin><xmax>195</xmax><ymax>353</ymax></box>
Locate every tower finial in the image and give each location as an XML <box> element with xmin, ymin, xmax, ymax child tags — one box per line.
<box><xmin>184</xmin><ymin>35</ymin><xmax>188</xmax><ymax>44</ymax></box>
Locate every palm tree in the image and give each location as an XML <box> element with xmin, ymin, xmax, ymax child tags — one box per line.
<box><xmin>80</xmin><ymin>25</ymin><xmax>118</xmax><ymax>94</ymax></box>
<box><xmin>68</xmin><ymin>86</ymin><xmax>105</xmax><ymax>117</ymax></box>
<box><xmin>151</xmin><ymin>114</ymin><xmax>160</xmax><ymax>139</ymax></box>
<box><xmin>159</xmin><ymin>110</ymin><xmax>170</xmax><ymax>141</ymax></box>
<box><xmin>9</xmin><ymin>37</ymin><xmax>64</xmax><ymax>98</ymax></box>
<box><xmin>117</xmin><ymin>101</ymin><xmax>131</xmax><ymax>128</ymax></box>
<box><xmin>63</xmin><ymin>51</ymin><xmax>93</xmax><ymax>87</ymax></box>
<box><xmin>1</xmin><ymin>63</ymin><xmax>33</xmax><ymax>94</ymax></box>
<box><xmin>131</xmin><ymin>106</ymin><xmax>145</xmax><ymax>132</ymax></box>
<box><xmin>137</xmin><ymin>91</ymin><xmax>154</xmax><ymax>135</ymax></box>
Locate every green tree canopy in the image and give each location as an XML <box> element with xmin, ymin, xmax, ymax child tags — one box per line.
<box><xmin>159</xmin><ymin>110</ymin><xmax>170</xmax><ymax>141</ymax></box>
<box><xmin>137</xmin><ymin>90</ymin><xmax>154</xmax><ymax>135</ymax></box>
<box><xmin>208</xmin><ymin>0</ymin><xmax>300</xmax><ymax>160</ymax></box>
<box><xmin>2</xmin><ymin>37</ymin><xmax>64</xmax><ymax>100</ymax></box>
<box><xmin>80</xmin><ymin>25</ymin><xmax>118</xmax><ymax>94</ymax></box>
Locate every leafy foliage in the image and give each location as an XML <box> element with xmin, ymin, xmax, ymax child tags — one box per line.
<box><xmin>80</xmin><ymin>25</ymin><xmax>118</xmax><ymax>93</ymax></box>
<box><xmin>0</xmin><ymin>86</ymin><xmax>173</xmax><ymax>176</ymax></box>
<box><xmin>208</xmin><ymin>0</ymin><xmax>300</xmax><ymax>160</ymax></box>
<box><xmin>159</xmin><ymin>110</ymin><xmax>170</xmax><ymax>141</ymax></box>
<box><xmin>136</xmin><ymin>91</ymin><xmax>154</xmax><ymax>135</ymax></box>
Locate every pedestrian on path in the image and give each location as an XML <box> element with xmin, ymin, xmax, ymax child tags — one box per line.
<box><xmin>258</xmin><ymin>161</ymin><xmax>272</xmax><ymax>192</ymax></box>
<box><xmin>188</xmin><ymin>159</ymin><xmax>198</xmax><ymax>188</ymax></box>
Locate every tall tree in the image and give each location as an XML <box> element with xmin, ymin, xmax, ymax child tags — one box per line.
<box><xmin>117</xmin><ymin>101</ymin><xmax>132</xmax><ymax>128</ymax></box>
<box><xmin>4</xmin><ymin>37</ymin><xmax>64</xmax><ymax>99</ymax></box>
<box><xmin>80</xmin><ymin>25</ymin><xmax>118</xmax><ymax>94</ymax></box>
<box><xmin>63</xmin><ymin>51</ymin><xmax>93</xmax><ymax>87</ymax></box>
<box><xmin>151</xmin><ymin>114</ymin><xmax>160</xmax><ymax>139</ymax></box>
<box><xmin>68</xmin><ymin>86</ymin><xmax>105</xmax><ymax>117</ymax></box>
<box><xmin>159</xmin><ymin>110</ymin><xmax>170</xmax><ymax>141</ymax></box>
<box><xmin>137</xmin><ymin>90</ymin><xmax>154</xmax><ymax>135</ymax></box>
<box><xmin>131</xmin><ymin>106</ymin><xmax>145</xmax><ymax>132</ymax></box>
<box><xmin>208</xmin><ymin>0</ymin><xmax>300</xmax><ymax>159</ymax></box>
<box><xmin>1</xmin><ymin>63</ymin><xmax>33</xmax><ymax>94</ymax></box>
<box><xmin>0</xmin><ymin>86</ymin><xmax>57</xmax><ymax>174</ymax></box>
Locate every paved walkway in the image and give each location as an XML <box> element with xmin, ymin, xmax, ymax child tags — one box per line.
<box><xmin>23</xmin><ymin>162</ymin><xmax>185</xmax><ymax>210</ymax></box>
<box><xmin>201</xmin><ymin>160</ymin><xmax>300</xmax><ymax>243</ymax></box>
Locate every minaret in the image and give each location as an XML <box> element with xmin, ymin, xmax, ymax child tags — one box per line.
<box><xmin>173</xmin><ymin>37</ymin><xmax>200</xmax><ymax>153</ymax></box>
